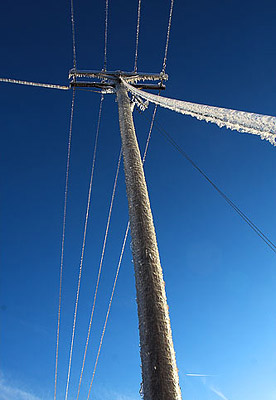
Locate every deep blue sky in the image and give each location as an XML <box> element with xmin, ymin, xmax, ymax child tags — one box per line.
<box><xmin>1</xmin><ymin>1</ymin><xmax>276</xmax><ymax>400</ymax></box>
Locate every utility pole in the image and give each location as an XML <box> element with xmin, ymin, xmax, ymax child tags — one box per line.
<box><xmin>71</xmin><ymin>70</ymin><xmax>182</xmax><ymax>400</ymax></box>
<box><xmin>116</xmin><ymin>80</ymin><xmax>181</xmax><ymax>400</ymax></box>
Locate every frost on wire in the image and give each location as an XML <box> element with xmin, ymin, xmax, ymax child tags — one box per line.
<box><xmin>123</xmin><ymin>80</ymin><xmax>276</xmax><ymax>146</ymax></box>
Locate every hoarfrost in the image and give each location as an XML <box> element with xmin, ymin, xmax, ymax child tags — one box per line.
<box><xmin>131</xmin><ymin>94</ymin><xmax>149</xmax><ymax>112</ymax></box>
<box><xmin>123</xmin><ymin>80</ymin><xmax>276</xmax><ymax>146</ymax></box>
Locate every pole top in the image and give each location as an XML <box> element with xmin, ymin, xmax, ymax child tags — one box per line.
<box><xmin>69</xmin><ymin>69</ymin><xmax>168</xmax><ymax>92</ymax></box>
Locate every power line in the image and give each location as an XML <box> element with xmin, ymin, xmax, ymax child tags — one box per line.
<box><xmin>151</xmin><ymin>118</ymin><xmax>276</xmax><ymax>254</ymax></box>
<box><xmin>76</xmin><ymin>149</ymin><xmax>122</xmax><ymax>400</ymax></box>
<box><xmin>86</xmin><ymin>221</ymin><xmax>130</xmax><ymax>400</ymax></box>
<box><xmin>70</xmin><ymin>0</ymin><xmax>77</xmax><ymax>70</ymax></box>
<box><xmin>142</xmin><ymin>104</ymin><xmax>158</xmax><ymax>163</ymax></box>
<box><xmin>0</xmin><ymin>77</ymin><xmax>69</xmax><ymax>90</ymax></box>
<box><xmin>54</xmin><ymin>88</ymin><xmax>76</xmax><ymax>400</ymax></box>
<box><xmin>64</xmin><ymin>95</ymin><xmax>104</xmax><ymax>400</ymax></box>
<box><xmin>162</xmin><ymin>0</ymin><xmax>174</xmax><ymax>73</ymax></box>
<box><xmin>55</xmin><ymin>2</ymin><xmax>77</xmax><ymax>398</ymax></box>
<box><xmin>103</xmin><ymin>0</ymin><xmax>109</xmax><ymax>71</ymax></box>
<box><xmin>133</xmin><ymin>0</ymin><xmax>142</xmax><ymax>72</ymax></box>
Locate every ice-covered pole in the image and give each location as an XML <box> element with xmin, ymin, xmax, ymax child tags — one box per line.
<box><xmin>116</xmin><ymin>80</ymin><xmax>182</xmax><ymax>400</ymax></box>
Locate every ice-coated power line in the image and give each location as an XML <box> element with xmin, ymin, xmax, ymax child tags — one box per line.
<box><xmin>142</xmin><ymin>104</ymin><xmax>158</xmax><ymax>163</ymax></box>
<box><xmin>64</xmin><ymin>96</ymin><xmax>104</xmax><ymax>400</ymax></box>
<box><xmin>124</xmin><ymin>80</ymin><xmax>276</xmax><ymax>146</ymax></box>
<box><xmin>70</xmin><ymin>0</ymin><xmax>77</xmax><ymax>69</ymax></box>
<box><xmin>162</xmin><ymin>0</ymin><xmax>174</xmax><ymax>73</ymax></box>
<box><xmin>54</xmin><ymin>2</ymin><xmax>78</xmax><ymax>398</ymax></box>
<box><xmin>54</xmin><ymin>88</ymin><xmax>76</xmax><ymax>400</ymax></box>
<box><xmin>76</xmin><ymin>149</ymin><xmax>122</xmax><ymax>400</ymax></box>
<box><xmin>133</xmin><ymin>0</ymin><xmax>142</xmax><ymax>72</ymax></box>
<box><xmin>0</xmin><ymin>77</ymin><xmax>69</xmax><ymax>90</ymax></box>
<box><xmin>86</xmin><ymin>221</ymin><xmax>130</xmax><ymax>400</ymax></box>
<box><xmin>103</xmin><ymin>0</ymin><xmax>109</xmax><ymax>71</ymax></box>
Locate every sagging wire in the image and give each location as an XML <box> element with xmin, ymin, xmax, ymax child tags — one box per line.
<box><xmin>64</xmin><ymin>95</ymin><xmax>104</xmax><ymax>400</ymax></box>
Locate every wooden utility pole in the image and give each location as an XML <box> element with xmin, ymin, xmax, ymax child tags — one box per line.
<box><xmin>70</xmin><ymin>70</ymin><xmax>182</xmax><ymax>399</ymax></box>
<box><xmin>116</xmin><ymin>80</ymin><xmax>181</xmax><ymax>400</ymax></box>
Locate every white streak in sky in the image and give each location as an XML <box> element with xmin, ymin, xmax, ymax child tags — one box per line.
<box><xmin>0</xmin><ymin>378</ymin><xmax>42</xmax><ymax>400</ymax></box>
<box><xmin>185</xmin><ymin>373</ymin><xmax>212</xmax><ymax>377</ymax></box>
<box><xmin>209</xmin><ymin>385</ymin><xmax>230</xmax><ymax>400</ymax></box>
<box><xmin>123</xmin><ymin>80</ymin><xmax>276</xmax><ymax>146</ymax></box>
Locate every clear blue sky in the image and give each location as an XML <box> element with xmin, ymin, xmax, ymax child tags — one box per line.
<box><xmin>1</xmin><ymin>1</ymin><xmax>276</xmax><ymax>400</ymax></box>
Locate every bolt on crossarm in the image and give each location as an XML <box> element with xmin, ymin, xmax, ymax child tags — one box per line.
<box><xmin>116</xmin><ymin>79</ymin><xmax>182</xmax><ymax>400</ymax></box>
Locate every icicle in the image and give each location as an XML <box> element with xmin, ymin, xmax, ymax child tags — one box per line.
<box><xmin>101</xmin><ymin>88</ymin><xmax>115</xmax><ymax>94</ymax></box>
<box><xmin>122</xmin><ymin>79</ymin><xmax>276</xmax><ymax>146</ymax></box>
